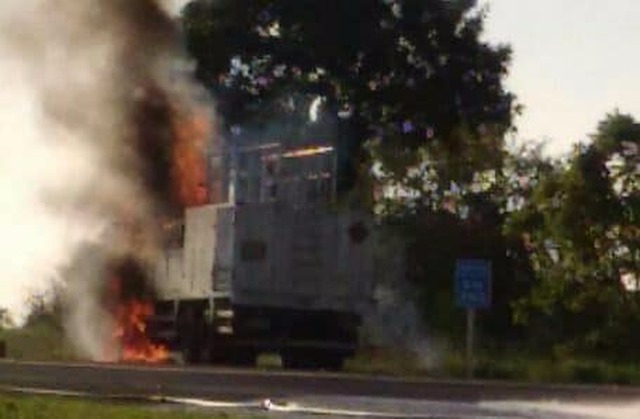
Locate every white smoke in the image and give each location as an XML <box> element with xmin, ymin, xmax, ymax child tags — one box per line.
<box><xmin>159</xmin><ymin>0</ymin><xmax>191</xmax><ymax>16</ymax></box>
<box><xmin>0</xmin><ymin>3</ymin><xmax>110</xmax><ymax>323</ymax></box>
<box><xmin>0</xmin><ymin>0</ymin><xmax>212</xmax><ymax>360</ymax></box>
<box><xmin>361</xmin><ymin>230</ymin><xmax>442</xmax><ymax>370</ymax></box>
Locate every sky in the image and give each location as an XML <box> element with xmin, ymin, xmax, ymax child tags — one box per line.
<box><xmin>483</xmin><ymin>0</ymin><xmax>640</xmax><ymax>155</ymax></box>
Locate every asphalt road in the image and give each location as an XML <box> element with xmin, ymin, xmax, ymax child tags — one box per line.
<box><xmin>1</xmin><ymin>361</ymin><xmax>640</xmax><ymax>418</ymax></box>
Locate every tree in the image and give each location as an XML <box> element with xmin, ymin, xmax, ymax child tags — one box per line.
<box><xmin>384</xmin><ymin>142</ymin><xmax>551</xmax><ymax>342</ymax></box>
<box><xmin>181</xmin><ymin>0</ymin><xmax>516</xmax><ymax>197</ymax></box>
<box><xmin>0</xmin><ymin>308</ymin><xmax>12</xmax><ymax>329</ymax></box>
<box><xmin>180</xmin><ymin>1</ymin><xmax>522</xmax><ymax>347</ymax></box>
<box><xmin>507</xmin><ymin>112</ymin><xmax>640</xmax><ymax>358</ymax></box>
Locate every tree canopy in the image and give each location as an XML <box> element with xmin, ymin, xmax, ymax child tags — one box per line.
<box><xmin>507</xmin><ymin>112</ymin><xmax>640</xmax><ymax>357</ymax></box>
<box><xmin>181</xmin><ymin>0</ymin><xmax>516</xmax><ymax>194</ymax></box>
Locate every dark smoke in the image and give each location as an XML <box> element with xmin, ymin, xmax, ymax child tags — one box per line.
<box><xmin>107</xmin><ymin>257</ymin><xmax>157</xmax><ymax>303</ymax></box>
<box><xmin>0</xmin><ymin>0</ymin><xmax>215</xmax><ymax>358</ymax></box>
<box><xmin>131</xmin><ymin>85</ymin><xmax>177</xmax><ymax>212</ymax></box>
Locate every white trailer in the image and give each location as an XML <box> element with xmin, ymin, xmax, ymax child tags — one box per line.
<box><xmin>150</xmin><ymin>140</ymin><xmax>375</xmax><ymax>369</ymax></box>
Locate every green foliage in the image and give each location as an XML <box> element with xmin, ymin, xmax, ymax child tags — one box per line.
<box><xmin>344</xmin><ymin>346</ymin><xmax>425</xmax><ymax>377</ymax></box>
<box><xmin>439</xmin><ymin>350</ymin><xmax>640</xmax><ymax>385</ymax></box>
<box><xmin>393</xmin><ymin>209</ymin><xmax>529</xmax><ymax>342</ymax></box>
<box><xmin>0</xmin><ymin>318</ymin><xmax>74</xmax><ymax>362</ymax></box>
<box><xmin>506</xmin><ymin>111</ymin><xmax>640</xmax><ymax>359</ymax></box>
<box><xmin>182</xmin><ymin>0</ymin><xmax>516</xmax><ymax>193</ymax></box>
<box><xmin>0</xmin><ymin>308</ymin><xmax>12</xmax><ymax>329</ymax></box>
<box><xmin>348</xmin><ymin>346</ymin><xmax>640</xmax><ymax>385</ymax></box>
<box><xmin>0</xmin><ymin>294</ymin><xmax>74</xmax><ymax>362</ymax></box>
<box><xmin>380</xmin><ymin>111</ymin><xmax>637</xmax><ymax>361</ymax></box>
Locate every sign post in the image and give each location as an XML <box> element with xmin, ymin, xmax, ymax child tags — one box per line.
<box><xmin>455</xmin><ymin>259</ymin><xmax>492</xmax><ymax>379</ymax></box>
<box><xmin>466</xmin><ymin>308</ymin><xmax>475</xmax><ymax>379</ymax></box>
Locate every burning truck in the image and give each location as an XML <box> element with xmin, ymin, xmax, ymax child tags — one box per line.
<box><xmin>146</xmin><ymin>133</ymin><xmax>375</xmax><ymax>369</ymax></box>
<box><xmin>0</xmin><ymin>0</ymin><xmax>377</xmax><ymax>369</ymax></box>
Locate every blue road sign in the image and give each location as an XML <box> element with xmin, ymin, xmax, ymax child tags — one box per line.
<box><xmin>455</xmin><ymin>259</ymin><xmax>492</xmax><ymax>309</ymax></box>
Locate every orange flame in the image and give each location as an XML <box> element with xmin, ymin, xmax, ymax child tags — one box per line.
<box><xmin>113</xmin><ymin>299</ymin><xmax>169</xmax><ymax>363</ymax></box>
<box><xmin>281</xmin><ymin>146</ymin><xmax>334</xmax><ymax>159</ymax></box>
<box><xmin>109</xmin><ymin>276</ymin><xmax>168</xmax><ymax>364</ymax></box>
<box><xmin>171</xmin><ymin>109</ymin><xmax>210</xmax><ymax>208</ymax></box>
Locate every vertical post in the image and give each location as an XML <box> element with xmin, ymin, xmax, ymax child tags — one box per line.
<box><xmin>331</xmin><ymin>147</ymin><xmax>338</xmax><ymax>204</ymax></box>
<box><xmin>466</xmin><ymin>308</ymin><xmax>475</xmax><ymax>379</ymax></box>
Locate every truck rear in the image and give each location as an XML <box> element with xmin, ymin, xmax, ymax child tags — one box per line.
<box><xmin>150</xmin><ymin>139</ymin><xmax>374</xmax><ymax>369</ymax></box>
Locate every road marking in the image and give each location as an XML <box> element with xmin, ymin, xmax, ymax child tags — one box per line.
<box><xmin>160</xmin><ymin>397</ymin><xmax>263</xmax><ymax>409</ymax></box>
<box><xmin>0</xmin><ymin>386</ymin><xmax>89</xmax><ymax>398</ymax></box>
<box><xmin>0</xmin><ymin>386</ymin><xmax>519</xmax><ymax>418</ymax></box>
<box><xmin>172</xmin><ymin>397</ymin><xmax>520</xmax><ymax>418</ymax></box>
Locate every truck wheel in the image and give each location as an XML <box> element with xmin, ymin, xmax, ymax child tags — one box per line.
<box><xmin>207</xmin><ymin>346</ymin><xmax>225</xmax><ymax>364</ymax></box>
<box><xmin>177</xmin><ymin>306</ymin><xmax>205</xmax><ymax>364</ymax></box>
<box><xmin>229</xmin><ymin>349</ymin><xmax>256</xmax><ymax>367</ymax></box>
<box><xmin>320</xmin><ymin>354</ymin><xmax>344</xmax><ymax>371</ymax></box>
<box><xmin>281</xmin><ymin>351</ymin><xmax>310</xmax><ymax>370</ymax></box>
<box><xmin>180</xmin><ymin>337</ymin><xmax>203</xmax><ymax>364</ymax></box>
<box><xmin>282</xmin><ymin>350</ymin><xmax>344</xmax><ymax>371</ymax></box>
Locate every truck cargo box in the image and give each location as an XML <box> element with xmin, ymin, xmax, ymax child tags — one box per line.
<box><xmin>154</xmin><ymin>203</ymin><xmax>373</xmax><ymax>314</ymax></box>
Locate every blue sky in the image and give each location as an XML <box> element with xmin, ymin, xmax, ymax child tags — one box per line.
<box><xmin>483</xmin><ymin>0</ymin><xmax>640</xmax><ymax>154</ymax></box>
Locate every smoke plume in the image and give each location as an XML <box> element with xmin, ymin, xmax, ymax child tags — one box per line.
<box><xmin>159</xmin><ymin>0</ymin><xmax>191</xmax><ymax>16</ymax></box>
<box><xmin>0</xmin><ymin>0</ymin><xmax>214</xmax><ymax>360</ymax></box>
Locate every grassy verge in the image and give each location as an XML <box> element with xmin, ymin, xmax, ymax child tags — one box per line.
<box><xmin>344</xmin><ymin>346</ymin><xmax>426</xmax><ymax>377</ymax></box>
<box><xmin>0</xmin><ymin>394</ymin><xmax>256</xmax><ymax>419</ymax></box>
<box><xmin>467</xmin><ymin>354</ymin><xmax>640</xmax><ymax>385</ymax></box>
<box><xmin>4</xmin><ymin>316</ymin><xmax>640</xmax><ymax>387</ymax></box>
<box><xmin>346</xmin><ymin>346</ymin><xmax>640</xmax><ymax>386</ymax></box>
<box><xmin>0</xmin><ymin>318</ymin><xmax>76</xmax><ymax>362</ymax></box>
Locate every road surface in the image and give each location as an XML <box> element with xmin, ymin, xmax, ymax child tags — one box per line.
<box><xmin>1</xmin><ymin>360</ymin><xmax>640</xmax><ymax>418</ymax></box>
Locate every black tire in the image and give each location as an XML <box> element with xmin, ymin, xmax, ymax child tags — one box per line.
<box><xmin>320</xmin><ymin>354</ymin><xmax>344</xmax><ymax>371</ymax></box>
<box><xmin>181</xmin><ymin>343</ymin><xmax>200</xmax><ymax>364</ymax></box>
<box><xmin>282</xmin><ymin>350</ymin><xmax>344</xmax><ymax>371</ymax></box>
<box><xmin>229</xmin><ymin>348</ymin><xmax>256</xmax><ymax>367</ymax></box>
<box><xmin>281</xmin><ymin>351</ymin><xmax>309</xmax><ymax>370</ymax></box>
<box><xmin>177</xmin><ymin>308</ymin><xmax>205</xmax><ymax>364</ymax></box>
<box><xmin>180</xmin><ymin>326</ymin><xmax>204</xmax><ymax>363</ymax></box>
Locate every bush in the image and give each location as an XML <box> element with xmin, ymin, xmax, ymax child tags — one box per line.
<box><xmin>344</xmin><ymin>346</ymin><xmax>425</xmax><ymax>376</ymax></box>
<box><xmin>0</xmin><ymin>315</ymin><xmax>75</xmax><ymax>361</ymax></box>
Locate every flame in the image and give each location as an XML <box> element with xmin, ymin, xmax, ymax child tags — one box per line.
<box><xmin>109</xmin><ymin>275</ymin><xmax>169</xmax><ymax>364</ymax></box>
<box><xmin>113</xmin><ymin>299</ymin><xmax>169</xmax><ymax>363</ymax></box>
<box><xmin>101</xmin><ymin>89</ymin><xmax>213</xmax><ymax>364</ymax></box>
<box><xmin>171</xmin><ymin>108</ymin><xmax>210</xmax><ymax>208</ymax></box>
<box><xmin>281</xmin><ymin>146</ymin><xmax>334</xmax><ymax>159</ymax></box>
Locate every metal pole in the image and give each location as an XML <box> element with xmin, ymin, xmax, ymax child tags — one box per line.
<box><xmin>466</xmin><ymin>308</ymin><xmax>475</xmax><ymax>379</ymax></box>
<box><xmin>331</xmin><ymin>148</ymin><xmax>338</xmax><ymax>204</ymax></box>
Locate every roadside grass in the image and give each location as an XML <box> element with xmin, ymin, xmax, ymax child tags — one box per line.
<box><xmin>0</xmin><ymin>317</ymin><xmax>76</xmax><ymax>362</ymax></box>
<box><xmin>476</xmin><ymin>356</ymin><xmax>640</xmax><ymax>386</ymax></box>
<box><xmin>255</xmin><ymin>353</ymin><xmax>282</xmax><ymax>370</ymax></box>
<box><xmin>343</xmin><ymin>346</ymin><xmax>426</xmax><ymax>377</ymax></box>
<box><xmin>0</xmin><ymin>394</ymin><xmax>257</xmax><ymax>419</ymax></box>
<box><xmin>4</xmin><ymin>316</ymin><xmax>640</xmax><ymax>388</ymax></box>
<box><xmin>345</xmin><ymin>346</ymin><xmax>640</xmax><ymax>386</ymax></box>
